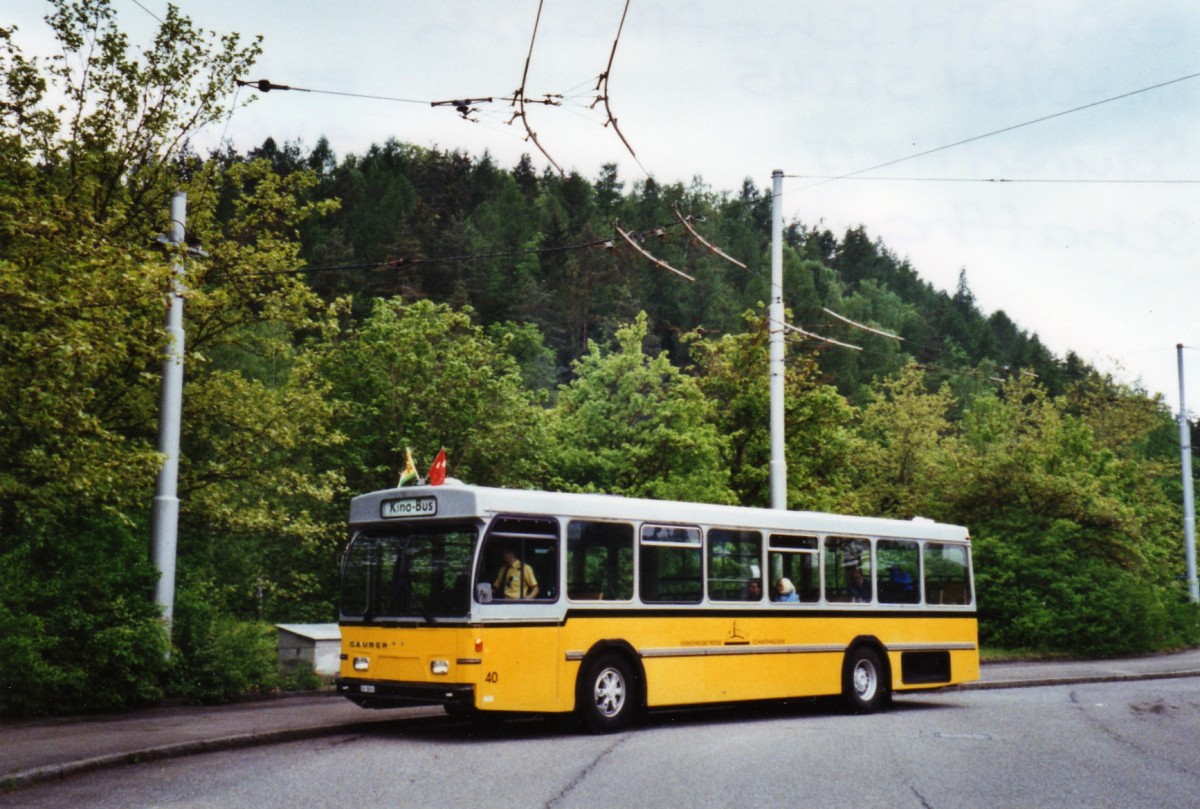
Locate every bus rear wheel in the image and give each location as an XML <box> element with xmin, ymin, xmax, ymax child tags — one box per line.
<box><xmin>842</xmin><ymin>646</ymin><xmax>891</xmax><ymax>714</ymax></box>
<box><xmin>578</xmin><ymin>653</ymin><xmax>636</xmax><ymax>733</ymax></box>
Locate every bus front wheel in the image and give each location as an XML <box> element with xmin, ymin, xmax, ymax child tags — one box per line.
<box><xmin>578</xmin><ymin>653</ymin><xmax>636</xmax><ymax>733</ymax></box>
<box><xmin>842</xmin><ymin>646</ymin><xmax>891</xmax><ymax>714</ymax></box>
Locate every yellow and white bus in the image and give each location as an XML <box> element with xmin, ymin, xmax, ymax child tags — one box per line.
<box><xmin>336</xmin><ymin>482</ymin><xmax>977</xmax><ymax>732</ymax></box>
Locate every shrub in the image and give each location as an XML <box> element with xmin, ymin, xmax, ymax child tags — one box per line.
<box><xmin>0</xmin><ymin>516</ymin><xmax>167</xmax><ymax>718</ymax></box>
<box><xmin>169</xmin><ymin>585</ymin><xmax>281</xmax><ymax>703</ymax></box>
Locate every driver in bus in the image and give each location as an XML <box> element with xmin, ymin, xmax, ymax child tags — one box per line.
<box><xmin>493</xmin><ymin>547</ymin><xmax>539</xmax><ymax>599</ymax></box>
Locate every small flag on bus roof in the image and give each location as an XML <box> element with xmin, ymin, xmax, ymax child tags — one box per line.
<box><xmin>428</xmin><ymin>448</ymin><xmax>447</xmax><ymax>486</ymax></box>
<box><xmin>398</xmin><ymin>447</ymin><xmax>418</xmax><ymax>487</ymax></box>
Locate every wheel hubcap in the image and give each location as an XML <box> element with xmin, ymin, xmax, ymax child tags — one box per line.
<box><xmin>853</xmin><ymin>659</ymin><xmax>877</xmax><ymax>701</ymax></box>
<box><xmin>594</xmin><ymin>667</ymin><xmax>626</xmax><ymax>717</ymax></box>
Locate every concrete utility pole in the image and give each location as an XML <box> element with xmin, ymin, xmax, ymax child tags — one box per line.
<box><xmin>150</xmin><ymin>191</ymin><xmax>187</xmax><ymax>628</ymax></box>
<box><xmin>769</xmin><ymin>170</ymin><xmax>787</xmax><ymax>510</ymax></box>
<box><xmin>1178</xmin><ymin>344</ymin><xmax>1199</xmax><ymax>603</ymax></box>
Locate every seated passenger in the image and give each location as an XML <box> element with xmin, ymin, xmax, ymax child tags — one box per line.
<box><xmin>774</xmin><ymin>577</ymin><xmax>799</xmax><ymax>603</ymax></box>
<box><xmin>746</xmin><ymin>579</ymin><xmax>763</xmax><ymax>601</ymax></box>
<box><xmin>847</xmin><ymin>563</ymin><xmax>870</xmax><ymax>603</ymax></box>
<box><xmin>888</xmin><ymin>564</ymin><xmax>915</xmax><ymax>602</ymax></box>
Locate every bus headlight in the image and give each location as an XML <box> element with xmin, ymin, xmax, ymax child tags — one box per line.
<box><xmin>430</xmin><ymin>659</ymin><xmax>450</xmax><ymax>675</ymax></box>
<box><xmin>353</xmin><ymin>657</ymin><xmax>370</xmax><ymax>672</ymax></box>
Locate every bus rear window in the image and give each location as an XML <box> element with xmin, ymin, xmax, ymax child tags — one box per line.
<box><xmin>925</xmin><ymin>543</ymin><xmax>972</xmax><ymax>605</ymax></box>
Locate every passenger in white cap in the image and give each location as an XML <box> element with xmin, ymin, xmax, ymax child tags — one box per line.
<box><xmin>774</xmin><ymin>577</ymin><xmax>799</xmax><ymax>603</ymax></box>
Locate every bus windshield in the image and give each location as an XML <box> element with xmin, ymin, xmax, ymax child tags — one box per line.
<box><xmin>340</xmin><ymin>523</ymin><xmax>478</xmax><ymax>621</ymax></box>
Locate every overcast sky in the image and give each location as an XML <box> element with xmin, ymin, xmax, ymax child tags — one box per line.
<box><xmin>9</xmin><ymin>1</ymin><xmax>1200</xmax><ymax>415</ymax></box>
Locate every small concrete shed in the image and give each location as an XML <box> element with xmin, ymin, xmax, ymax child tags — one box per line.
<box><xmin>275</xmin><ymin>623</ymin><xmax>341</xmax><ymax>676</ymax></box>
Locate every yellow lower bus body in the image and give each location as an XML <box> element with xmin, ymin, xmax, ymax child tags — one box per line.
<box><xmin>337</xmin><ymin>612</ymin><xmax>978</xmax><ymax>716</ymax></box>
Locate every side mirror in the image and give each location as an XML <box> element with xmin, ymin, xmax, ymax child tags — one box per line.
<box><xmin>475</xmin><ymin>583</ymin><xmax>493</xmax><ymax>603</ymax></box>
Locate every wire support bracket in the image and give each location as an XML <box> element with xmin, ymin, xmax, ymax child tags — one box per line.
<box><xmin>674</xmin><ymin>207</ymin><xmax>748</xmax><ymax>269</ymax></box>
<box><xmin>777</xmin><ymin>319</ymin><xmax>863</xmax><ymax>351</ymax></box>
<box><xmin>820</xmin><ymin>307</ymin><xmax>902</xmax><ymax>340</ymax></box>
<box><xmin>614</xmin><ymin>223</ymin><xmax>695</xmax><ymax>282</ymax></box>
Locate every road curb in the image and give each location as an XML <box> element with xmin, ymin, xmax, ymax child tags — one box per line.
<box><xmin>958</xmin><ymin>668</ymin><xmax>1200</xmax><ymax>691</ymax></box>
<box><xmin>1</xmin><ymin>707</ymin><xmax>446</xmax><ymax>793</ymax></box>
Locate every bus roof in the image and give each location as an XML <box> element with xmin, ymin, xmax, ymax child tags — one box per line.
<box><xmin>349</xmin><ymin>483</ymin><xmax>970</xmax><ymax>544</ymax></box>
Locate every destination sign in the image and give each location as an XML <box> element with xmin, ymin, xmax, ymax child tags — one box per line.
<box><xmin>380</xmin><ymin>496</ymin><xmax>437</xmax><ymax>519</ymax></box>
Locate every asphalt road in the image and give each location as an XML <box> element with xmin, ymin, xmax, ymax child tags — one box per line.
<box><xmin>2</xmin><ymin>676</ymin><xmax>1198</xmax><ymax>808</ymax></box>
<box><xmin>2</xmin><ymin>650</ymin><xmax>1199</xmax><ymax>801</ymax></box>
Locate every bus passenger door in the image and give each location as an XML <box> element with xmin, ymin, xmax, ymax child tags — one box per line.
<box><xmin>476</xmin><ymin>516</ymin><xmax>562</xmax><ymax>712</ymax></box>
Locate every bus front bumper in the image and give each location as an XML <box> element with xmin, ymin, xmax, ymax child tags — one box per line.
<box><xmin>336</xmin><ymin>677</ymin><xmax>476</xmax><ymax>710</ymax></box>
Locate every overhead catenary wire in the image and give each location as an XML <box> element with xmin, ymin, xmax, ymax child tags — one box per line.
<box><xmin>129</xmin><ymin>0</ymin><xmax>164</xmax><ymax>23</ymax></box>
<box><xmin>787</xmin><ymin>175</ymin><xmax>1200</xmax><ymax>185</ymax></box>
<box><xmin>786</xmin><ymin>69</ymin><xmax>1200</xmax><ymax>188</ymax></box>
<box><xmin>128</xmin><ymin>2</ymin><xmax>1046</xmax><ymax>392</ymax></box>
<box><xmin>228</xmin><ymin>3</ymin><xmax>657</xmax><ymax>180</ymax></box>
<box><xmin>241</xmin><ymin>196</ymin><xmax>733</xmax><ymax>280</ymax></box>
<box><xmin>235</xmin><ymin>78</ymin><xmax>429</xmax><ymax>105</ymax></box>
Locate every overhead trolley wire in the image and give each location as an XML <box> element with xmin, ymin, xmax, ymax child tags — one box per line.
<box><xmin>787</xmin><ymin>70</ymin><xmax>1200</xmax><ymax>187</ymax></box>
<box><xmin>128</xmin><ymin>0</ymin><xmax>164</xmax><ymax>23</ymax></box>
<box><xmin>235</xmin><ymin>78</ymin><xmax>430</xmax><ymax>105</ymax></box>
<box><xmin>788</xmin><ymin>175</ymin><xmax>1200</xmax><ymax>185</ymax></box>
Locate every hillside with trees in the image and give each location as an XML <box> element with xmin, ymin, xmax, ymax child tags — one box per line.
<box><xmin>1</xmin><ymin>1</ymin><xmax>1196</xmax><ymax>718</ymax></box>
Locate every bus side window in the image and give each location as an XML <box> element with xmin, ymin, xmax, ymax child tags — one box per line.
<box><xmin>640</xmin><ymin>524</ymin><xmax>702</xmax><ymax>603</ymax></box>
<box><xmin>707</xmin><ymin>529</ymin><xmax>762</xmax><ymax>601</ymax></box>
<box><xmin>824</xmin><ymin>537</ymin><xmax>873</xmax><ymax>603</ymax></box>
<box><xmin>568</xmin><ymin>520</ymin><xmax>634</xmax><ymax>601</ymax></box>
<box><xmin>924</xmin><ymin>543</ymin><xmax>972</xmax><ymax>605</ymax></box>
<box><xmin>768</xmin><ymin>534</ymin><xmax>819</xmax><ymax>603</ymax></box>
<box><xmin>878</xmin><ymin>539</ymin><xmax>920</xmax><ymax>604</ymax></box>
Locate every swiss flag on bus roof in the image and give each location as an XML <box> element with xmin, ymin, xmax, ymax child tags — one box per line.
<box><xmin>427</xmin><ymin>448</ymin><xmax>447</xmax><ymax>486</ymax></box>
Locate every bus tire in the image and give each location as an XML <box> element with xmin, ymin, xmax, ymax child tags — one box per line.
<box><xmin>842</xmin><ymin>646</ymin><xmax>890</xmax><ymax>714</ymax></box>
<box><xmin>578</xmin><ymin>653</ymin><xmax>636</xmax><ymax>733</ymax></box>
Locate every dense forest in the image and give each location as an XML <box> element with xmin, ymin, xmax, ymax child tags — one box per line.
<box><xmin>2</xmin><ymin>1</ymin><xmax>1197</xmax><ymax>717</ymax></box>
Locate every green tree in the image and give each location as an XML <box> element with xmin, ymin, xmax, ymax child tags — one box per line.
<box><xmin>319</xmin><ymin>297</ymin><xmax>546</xmax><ymax>494</ymax></box>
<box><xmin>856</xmin><ymin>363</ymin><xmax>956</xmax><ymax>519</ymax></box>
<box><xmin>688</xmin><ymin>311</ymin><xmax>862</xmax><ymax>511</ymax></box>
<box><xmin>949</xmin><ymin>377</ymin><xmax>1189</xmax><ymax>654</ymax></box>
<box><xmin>545</xmin><ymin>313</ymin><xmax>733</xmax><ymax>504</ymax></box>
<box><xmin>0</xmin><ymin>1</ymin><xmax>346</xmax><ymax>714</ymax></box>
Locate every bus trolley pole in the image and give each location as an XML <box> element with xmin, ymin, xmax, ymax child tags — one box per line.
<box><xmin>150</xmin><ymin>191</ymin><xmax>188</xmax><ymax>636</ymax></box>
<box><xmin>769</xmin><ymin>169</ymin><xmax>787</xmax><ymax>510</ymax></box>
<box><xmin>1178</xmin><ymin>344</ymin><xmax>1199</xmax><ymax>603</ymax></box>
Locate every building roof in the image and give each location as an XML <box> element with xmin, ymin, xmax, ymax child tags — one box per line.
<box><xmin>275</xmin><ymin>623</ymin><xmax>341</xmax><ymax>641</ymax></box>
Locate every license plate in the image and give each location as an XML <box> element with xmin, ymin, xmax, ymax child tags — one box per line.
<box><xmin>360</xmin><ymin>684</ymin><xmax>376</xmax><ymax>694</ymax></box>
